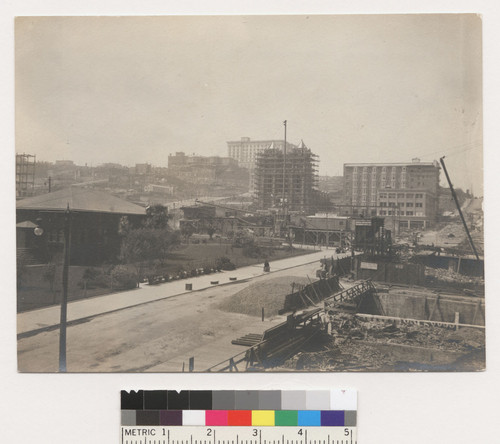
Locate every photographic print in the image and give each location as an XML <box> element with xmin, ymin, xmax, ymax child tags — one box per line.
<box><xmin>15</xmin><ymin>15</ymin><xmax>484</xmax><ymax>372</ymax></box>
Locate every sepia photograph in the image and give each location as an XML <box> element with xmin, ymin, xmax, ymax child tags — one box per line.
<box><xmin>15</xmin><ymin>14</ymin><xmax>484</xmax><ymax>373</ymax></box>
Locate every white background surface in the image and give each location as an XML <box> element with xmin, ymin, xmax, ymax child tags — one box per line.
<box><xmin>1</xmin><ymin>1</ymin><xmax>499</xmax><ymax>443</ymax></box>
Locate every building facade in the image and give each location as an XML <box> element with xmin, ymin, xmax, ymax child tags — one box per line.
<box><xmin>227</xmin><ymin>137</ymin><xmax>297</xmax><ymax>170</ymax></box>
<box><xmin>343</xmin><ymin>159</ymin><xmax>440</xmax><ymax>229</ymax></box>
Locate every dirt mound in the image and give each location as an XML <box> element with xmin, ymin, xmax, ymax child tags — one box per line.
<box><xmin>218</xmin><ymin>276</ymin><xmax>310</xmax><ymax>317</ymax></box>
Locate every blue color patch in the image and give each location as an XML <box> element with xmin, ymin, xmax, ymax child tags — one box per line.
<box><xmin>321</xmin><ymin>410</ymin><xmax>344</xmax><ymax>426</ymax></box>
<box><xmin>297</xmin><ymin>410</ymin><xmax>321</xmax><ymax>426</ymax></box>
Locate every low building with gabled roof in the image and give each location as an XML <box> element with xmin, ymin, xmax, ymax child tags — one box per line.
<box><xmin>16</xmin><ymin>188</ymin><xmax>146</xmax><ymax>265</ymax></box>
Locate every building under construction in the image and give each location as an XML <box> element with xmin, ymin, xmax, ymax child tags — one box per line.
<box><xmin>16</xmin><ymin>153</ymin><xmax>36</xmax><ymax>198</ymax></box>
<box><xmin>254</xmin><ymin>143</ymin><xmax>318</xmax><ymax>213</ymax></box>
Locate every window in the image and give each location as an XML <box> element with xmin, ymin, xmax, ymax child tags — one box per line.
<box><xmin>380</xmin><ymin>210</ymin><xmax>387</xmax><ymax>215</ymax></box>
<box><xmin>406</xmin><ymin>211</ymin><xmax>414</xmax><ymax>216</ymax></box>
<box><xmin>388</xmin><ymin>193</ymin><xmax>396</xmax><ymax>198</ymax></box>
<box><xmin>397</xmin><ymin>193</ymin><xmax>405</xmax><ymax>198</ymax></box>
<box><xmin>416</xmin><ymin>193</ymin><xmax>423</xmax><ymax>198</ymax></box>
<box><xmin>388</xmin><ymin>211</ymin><xmax>393</xmax><ymax>215</ymax></box>
<box><xmin>406</xmin><ymin>193</ymin><xmax>414</xmax><ymax>198</ymax></box>
<box><xmin>380</xmin><ymin>202</ymin><xmax>387</xmax><ymax>207</ymax></box>
<box><xmin>406</xmin><ymin>202</ymin><xmax>414</xmax><ymax>207</ymax></box>
<box><xmin>379</xmin><ymin>193</ymin><xmax>387</xmax><ymax>198</ymax></box>
<box><xmin>416</xmin><ymin>203</ymin><xmax>423</xmax><ymax>207</ymax></box>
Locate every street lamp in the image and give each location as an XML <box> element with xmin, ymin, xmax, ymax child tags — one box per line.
<box><xmin>32</xmin><ymin>212</ymin><xmax>69</xmax><ymax>371</ymax></box>
<box><xmin>34</xmin><ymin>217</ymin><xmax>44</xmax><ymax>237</ymax></box>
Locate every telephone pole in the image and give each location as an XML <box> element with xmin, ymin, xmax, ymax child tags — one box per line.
<box><xmin>439</xmin><ymin>156</ymin><xmax>480</xmax><ymax>261</ymax></box>
<box><xmin>283</xmin><ymin>120</ymin><xmax>287</xmax><ymax>209</ymax></box>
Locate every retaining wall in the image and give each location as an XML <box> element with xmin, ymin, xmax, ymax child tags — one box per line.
<box><xmin>359</xmin><ymin>291</ymin><xmax>485</xmax><ymax>326</ymax></box>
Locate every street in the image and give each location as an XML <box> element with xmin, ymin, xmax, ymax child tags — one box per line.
<box><xmin>18</xmin><ymin>249</ymin><xmax>347</xmax><ymax>372</ymax></box>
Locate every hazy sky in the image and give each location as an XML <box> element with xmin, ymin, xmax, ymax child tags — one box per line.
<box><xmin>16</xmin><ymin>15</ymin><xmax>483</xmax><ymax>193</ymax></box>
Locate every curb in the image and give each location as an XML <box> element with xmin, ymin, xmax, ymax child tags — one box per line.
<box><xmin>18</xmin><ymin>252</ymin><xmax>347</xmax><ymax>338</ymax></box>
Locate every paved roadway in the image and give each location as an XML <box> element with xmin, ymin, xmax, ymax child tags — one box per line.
<box><xmin>17</xmin><ymin>248</ymin><xmax>349</xmax><ymax>372</ymax></box>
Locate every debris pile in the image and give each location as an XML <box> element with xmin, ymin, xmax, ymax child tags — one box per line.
<box><xmin>218</xmin><ymin>276</ymin><xmax>310</xmax><ymax>317</ymax></box>
<box><xmin>425</xmin><ymin>267</ymin><xmax>484</xmax><ymax>288</ymax></box>
<box><xmin>280</xmin><ymin>313</ymin><xmax>485</xmax><ymax>371</ymax></box>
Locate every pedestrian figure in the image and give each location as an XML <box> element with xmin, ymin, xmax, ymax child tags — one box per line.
<box><xmin>263</xmin><ymin>260</ymin><xmax>270</xmax><ymax>272</ymax></box>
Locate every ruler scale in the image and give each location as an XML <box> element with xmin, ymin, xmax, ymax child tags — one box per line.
<box><xmin>121</xmin><ymin>427</ymin><xmax>357</xmax><ymax>444</ymax></box>
<box><xmin>121</xmin><ymin>390</ymin><xmax>357</xmax><ymax>444</ymax></box>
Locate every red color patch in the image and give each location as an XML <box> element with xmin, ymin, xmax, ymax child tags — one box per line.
<box><xmin>228</xmin><ymin>410</ymin><xmax>252</xmax><ymax>426</ymax></box>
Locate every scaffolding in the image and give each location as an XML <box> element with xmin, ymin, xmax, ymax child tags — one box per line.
<box><xmin>16</xmin><ymin>153</ymin><xmax>36</xmax><ymax>198</ymax></box>
<box><xmin>254</xmin><ymin>147</ymin><xmax>319</xmax><ymax>213</ymax></box>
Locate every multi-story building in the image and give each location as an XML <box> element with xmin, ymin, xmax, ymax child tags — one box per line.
<box><xmin>254</xmin><ymin>146</ymin><xmax>319</xmax><ymax>213</ymax></box>
<box><xmin>227</xmin><ymin>137</ymin><xmax>297</xmax><ymax>170</ymax></box>
<box><xmin>168</xmin><ymin>152</ymin><xmax>237</xmax><ymax>168</ymax></box>
<box><xmin>343</xmin><ymin>158</ymin><xmax>440</xmax><ymax>230</ymax></box>
<box><xmin>167</xmin><ymin>152</ymin><xmax>247</xmax><ymax>187</ymax></box>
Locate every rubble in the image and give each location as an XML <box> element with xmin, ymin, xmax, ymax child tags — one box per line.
<box><xmin>279</xmin><ymin>312</ymin><xmax>485</xmax><ymax>371</ymax></box>
<box><xmin>425</xmin><ymin>266</ymin><xmax>484</xmax><ymax>288</ymax></box>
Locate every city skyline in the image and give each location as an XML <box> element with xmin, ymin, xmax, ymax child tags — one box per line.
<box><xmin>16</xmin><ymin>15</ymin><xmax>482</xmax><ymax>193</ymax></box>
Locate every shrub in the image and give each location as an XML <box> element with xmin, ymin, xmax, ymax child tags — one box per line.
<box><xmin>215</xmin><ymin>256</ymin><xmax>236</xmax><ymax>271</ymax></box>
<box><xmin>79</xmin><ymin>267</ymin><xmax>109</xmax><ymax>289</ymax></box>
<box><xmin>110</xmin><ymin>265</ymin><xmax>137</xmax><ymax>290</ymax></box>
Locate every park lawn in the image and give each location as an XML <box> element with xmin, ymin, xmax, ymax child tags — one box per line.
<box><xmin>161</xmin><ymin>241</ymin><xmax>313</xmax><ymax>274</ymax></box>
<box><xmin>17</xmin><ymin>241</ymin><xmax>314</xmax><ymax>313</ymax></box>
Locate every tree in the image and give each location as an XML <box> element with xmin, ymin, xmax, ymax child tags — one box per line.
<box><xmin>42</xmin><ymin>263</ymin><xmax>57</xmax><ymax>292</ymax></box>
<box><xmin>120</xmin><ymin>227</ymin><xmax>180</xmax><ymax>286</ymax></box>
<box><xmin>180</xmin><ymin>223</ymin><xmax>195</xmax><ymax>243</ymax></box>
<box><xmin>144</xmin><ymin>204</ymin><xmax>170</xmax><ymax>229</ymax></box>
<box><xmin>207</xmin><ymin>225</ymin><xmax>216</xmax><ymax>240</ymax></box>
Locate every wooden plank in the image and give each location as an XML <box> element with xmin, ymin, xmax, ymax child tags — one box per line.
<box><xmin>355</xmin><ymin>313</ymin><xmax>485</xmax><ymax>330</ymax></box>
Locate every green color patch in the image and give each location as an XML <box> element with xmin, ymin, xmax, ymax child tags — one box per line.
<box><xmin>275</xmin><ymin>410</ymin><xmax>298</xmax><ymax>426</ymax></box>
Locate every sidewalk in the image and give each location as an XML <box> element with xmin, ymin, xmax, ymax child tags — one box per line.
<box><xmin>18</xmin><ymin>248</ymin><xmax>347</xmax><ymax>337</ymax></box>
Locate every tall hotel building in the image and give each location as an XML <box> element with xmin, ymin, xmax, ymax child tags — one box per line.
<box><xmin>343</xmin><ymin>158</ymin><xmax>440</xmax><ymax>230</ymax></box>
<box><xmin>227</xmin><ymin>137</ymin><xmax>297</xmax><ymax>170</ymax></box>
<box><xmin>227</xmin><ymin>137</ymin><xmax>298</xmax><ymax>190</ymax></box>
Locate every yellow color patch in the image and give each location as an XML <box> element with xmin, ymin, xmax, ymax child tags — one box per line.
<box><xmin>252</xmin><ymin>410</ymin><xmax>275</xmax><ymax>426</ymax></box>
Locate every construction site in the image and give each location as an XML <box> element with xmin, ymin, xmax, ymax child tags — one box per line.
<box><xmin>198</xmin><ymin>157</ymin><xmax>485</xmax><ymax>372</ymax></box>
<box><xmin>16</xmin><ymin>176</ymin><xmax>485</xmax><ymax>373</ymax></box>
<box><xmin>253</xmin><ymin>144</ymin><xmax>319</xmax><ymax>213</ymax></box>
<box><xmin>16</xmin><ymin>129</ymin><xmax>485</xmax><ymax>373</ymax></box>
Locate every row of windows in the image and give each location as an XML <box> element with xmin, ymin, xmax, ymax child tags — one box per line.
<box><xmin>379</xmin><ymin>193</ymin><xmax>424</xmax><ymax>199</ymax></box>
<box><xmin>352</xmin><ymin>166</ymin><xmax>408</xmax><ymax>173</ymax></box>
<box><xmin>379</xmin><ymin>202</ymin><xmax>424</xmax><ymax>207</ymax></box>
<box><xmin>380</xmin><ymin>210</ymin><xmax>416</xmax><ymax>216</ymax></box>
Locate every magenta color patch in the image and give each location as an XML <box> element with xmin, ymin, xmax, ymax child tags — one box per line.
<box><xmin>205</xmin><ymin>410</ymin><xmax>228</xmax><ymax>426</ymax></box>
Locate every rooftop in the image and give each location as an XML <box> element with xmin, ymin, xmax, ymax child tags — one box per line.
<box><xmin>344</xmin><ymin>160</ymin><xmax>439</xmax><ymax>167</ymax></box>
<box><xmin>16</xmin><ymin>188</ymin><xmax>146</xmax><ymax>215</ymax></box>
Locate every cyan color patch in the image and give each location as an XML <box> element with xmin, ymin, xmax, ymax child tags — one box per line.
<box><xmin>297</xmin><ymin>410</ymin><xmax>321</xmax><ymax>426</ymax></box>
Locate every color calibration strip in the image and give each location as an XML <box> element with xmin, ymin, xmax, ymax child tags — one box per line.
<box><xmin>121</xmin><ymin>390</ymin><xmax>357</xmax><ymax>427</ymax></box>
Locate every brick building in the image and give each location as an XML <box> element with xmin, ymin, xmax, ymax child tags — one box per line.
<box><xmin>343</xmin><ymin>158</ymin><xmax>440</xmax><ymax>230</ymax></box>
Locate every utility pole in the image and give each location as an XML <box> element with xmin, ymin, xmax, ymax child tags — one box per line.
<box><xmin>282</xmin><ymin>120</ymin><xmax>288</xmax><ymax>238</ymax></box>
<box><xmin>439</xmin><ymin>156</ymin><xmax>480</xmax><ymax>261</ymax></box>
<box><xmin>59</xmin><ymin>204</ymin><xmax>71</xmax><ymax>372</ymax></box>
<box><xmin>283</xmin><ymin>120</ymin><xmax>287</xmax><ymax>210</ymax></box>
